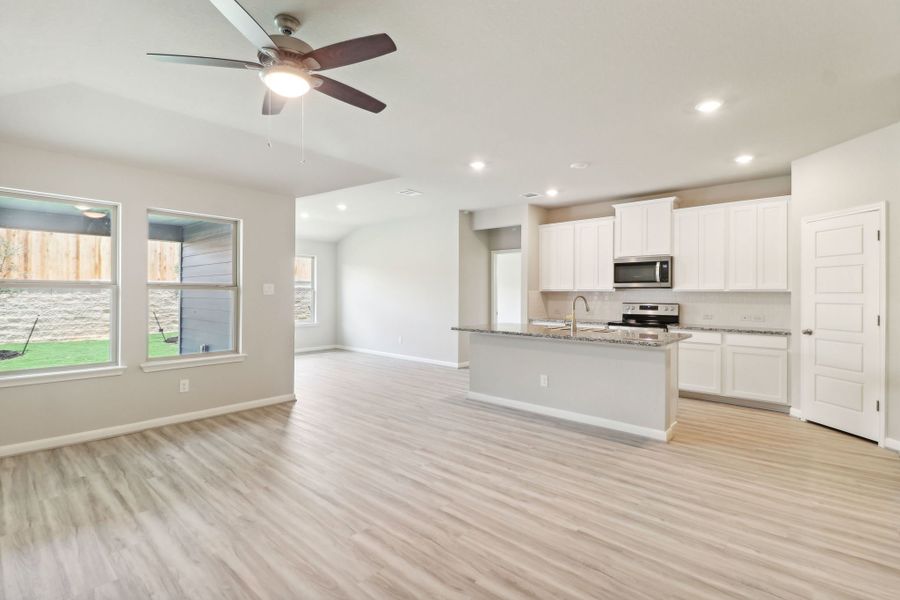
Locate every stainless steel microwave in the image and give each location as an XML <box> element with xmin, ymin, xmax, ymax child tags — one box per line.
<box><xmin>613</xmin><ymin>256</ymin><xmax>672</xmax><ymax>288</ymax></box>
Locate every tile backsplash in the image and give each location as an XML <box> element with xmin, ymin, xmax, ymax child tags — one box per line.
<box><xmin>532</xmin><ymin>289</ymin><xmax>791</xmax><ymax>329</ymax></box>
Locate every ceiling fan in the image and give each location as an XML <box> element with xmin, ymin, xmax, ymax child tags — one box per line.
<box><xmin>148</xmin><ymin>0</ymin><xmax>396</xmax><ymax>114</ymax></box>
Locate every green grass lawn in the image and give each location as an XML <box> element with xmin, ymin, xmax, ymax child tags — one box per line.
<box><xmin>0</xmin><ymin>333</ymin><xmax>179</xmax><ymax>372</ymax></box>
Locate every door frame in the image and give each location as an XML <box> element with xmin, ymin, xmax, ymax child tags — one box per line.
<box><xmin>800</xmin><ymin>202</ymin><xmax>887</xmax><ymax>446</ymax></box>
<box><xmin>491</xmin><ymin>249</ymin><xmax>522</xmax><ymax>328</ymax></box>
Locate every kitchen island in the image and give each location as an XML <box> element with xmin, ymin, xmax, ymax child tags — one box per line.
<box><xmin>452</xmin><ymin>324</ymin><xmax>690</xmax><ymax>441</ymax></box>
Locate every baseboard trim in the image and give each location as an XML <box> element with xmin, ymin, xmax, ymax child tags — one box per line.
<box><xmin>0</xmin><ymin>393</ymin><xmax>296</xmax><ymax>459</ymax></box>
<box><xmin>336</xmin><ymin>345</ymin><xmax>464</xmax><ymax>368</ymax></box>
<box><xmin>789</xmin><ymin>407</ymin><xmax>803</xmax><ymax>420</ymax></box>
<box><xmin>457</xmin><ymin>361</ymin><xmax>470</xmax><ymax>369</ymax></box>
<box><xmin>466</xmin><ymin>391</ymin><xmax>673</xmax><ymax>442</ymax></box>
<box><xmin>294</xmin><ymin>345</ymin><xmax>338</xmax><ymax>354</ymax></box>
<box><xmin>885</xmin><ymin>437</ymin><xmax>900</xmax><ymax>453</ymax></box>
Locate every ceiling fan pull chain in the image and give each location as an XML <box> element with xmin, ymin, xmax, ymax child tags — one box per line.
<box><xmin>265</xmin><ymin>94</ymin><xmax>273</xmax><ymax>149</ymax></box>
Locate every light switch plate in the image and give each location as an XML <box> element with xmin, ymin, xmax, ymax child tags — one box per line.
<box><xmin>262</xmin><ymin>283</ymin><xmax>275</xmax><ymax>295</ymax></box>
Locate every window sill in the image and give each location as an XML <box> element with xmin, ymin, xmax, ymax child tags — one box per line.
<box><xmin>0</xmin><ymin>365</ymin><xmax>127</xmax><ymax>389</ymax></box>
<box><xmin>140</xmin><ymin>353</ymin><xmax>247</xmax><ymax>373</ymax></box>
<box><xmin>295</xmin><ymin>322</ymin><xmax>319</xmax><ymax>328</ymax></box>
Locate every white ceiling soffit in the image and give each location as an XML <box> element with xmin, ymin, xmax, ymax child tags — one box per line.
<box><xmin>2</xmin><ymin>0</ymin><xmax>900</xmax><ymax>229</ymax></box>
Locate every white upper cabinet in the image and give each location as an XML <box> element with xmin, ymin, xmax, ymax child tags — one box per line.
<box><xmin>756</xmin><ymin>198</ymin><xmax>789</xmax><ymax>290</ymax></box>
<box><xmin>727</xmin><ymin>196</ymin><xmax>789</xmax><ymax>291</ymax></box>
<box><xmin>539</xmin><ymin>223</ymin><xmax>574</xmax><ymax>291</ymax></box>
<box><xmin>613</xmin><ymin>197</ymin><xmax>675</xmax><ymax>258</ymax></box>
<box><xmin>574</xmin><ymin>218</ymin><xmax>615</xmax><ymax>291</ymax></box>
<box><xmin>674</xmin><ymin>205</ymin><xmax>726</xmax><ymax>290</ymax></box>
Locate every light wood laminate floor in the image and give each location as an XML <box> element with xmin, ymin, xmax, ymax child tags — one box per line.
<box><xmin>2</xmin><ymin>350</ymin><xmax>899</xmax><ymax>599</ymax></box>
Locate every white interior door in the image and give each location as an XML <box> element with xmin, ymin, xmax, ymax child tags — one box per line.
<box><xmin>492</xmin><ymin>251</ymin><xmax>522</xmax><ymax>326</ymax></box>
<box><xmin>801</xmin><ymin>207</ymin><xmax>883</xmax><ymax>441</ymax></box>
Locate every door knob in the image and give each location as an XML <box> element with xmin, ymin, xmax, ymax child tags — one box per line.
<box><xmin>802</xmin><ymin>329</ymin><xmax>813</xmax><ymax>335</ymax></box>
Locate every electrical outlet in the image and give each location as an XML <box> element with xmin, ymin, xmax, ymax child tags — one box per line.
<box><xmin>741</xmin><ymin>314</ymin><xmax>751</xmax><ymax>322</ymax></box>
<box><xmin>398</xmin><ymin>335</ymin><xmax>403</xmax><ymax>344</ymax></box>
<box><xmin>262</xmin><ymin>283</ymin><xmax>275</xmax><ymax>296</ymax></box>
<box><xmin>179</xmin><ymin>379</ymin><xmax>190</xmax><ymax>393</ymax></box>
<box><xmin>539</xmin><ymin>374</ymin><xmax>549</xmax><ymax>388</ymax></box>
<box><xmin>702</xmin><ymin>313</ymin><xmax>714</xmax><ymax>321</ymax></box>
<box><xmin>752</xmin><ymin>314</ymin><xmax>765</xmax><ymax>322</ymax></box>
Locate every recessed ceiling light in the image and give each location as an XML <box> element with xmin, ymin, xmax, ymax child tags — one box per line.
<box><xmin>300</xmin><ymin>212</ymin><xmax>310</xmax><ymax>219</ymax></box>
<box><xmin>734</xmin><ymin>154</ymin><xmax>754</xmax><ymax>165</ymax></box>
<box><xmin>695</xmin><ymin>99</ymin><xmax>723</xmax><ymax>113</ymax></box>
<box><xmin>469</xmin><ymin>160</ymin><xmax>486</xmax><ymax>171</ymax></box>
<box><xmin>74</xmin><ymin>204</ymin><xmax>91</xmax><ymax>211</ymax></box>
<box><xmin>336</xmin><ymin>203</ymin><xmax>348</xmax><ymax>211</ymax></box>
<box><xmin>82</xmin><ymin>210</ymin><xmax>106</xmax><ymax>219</ymax></box>
<box><xmin>569</xmin><ymin>162</ymin><xmax>590</xmax><ymax>169</ymax></box>
<box><xmin>398</xmin><ymin>189</ymin><xmax>423</xmax><ymax>197</ymax></box>
<box><xmin>545</xmin><ymin>188</ymin><xmax>559</xmax><ymax>197</ymax></box>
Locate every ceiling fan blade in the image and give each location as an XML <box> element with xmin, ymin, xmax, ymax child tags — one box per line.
<box><xmin>148</xmin><ymin>53</ymin><xmax>262</xmax><ymax>70</ymax></box>
<box><xmin>312</xmin><ymin>76</ymin><xmax>386</xmax><ymax>113</ymax></box>
<box><xmin>262</xmin><ymin>90</ymin><xmax>288</xmax><ymax>115</ymax></box>
<box><xmin>208</xmin><ymin>0</ymin><xmax>276</xmax><ymax>50</ymax></box>
<box><xmin>303</xmin><ymin>34</ymin><xmax>396</xmax><ymax>71</ymax></box>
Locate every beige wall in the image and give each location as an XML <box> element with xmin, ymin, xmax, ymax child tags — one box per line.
<box><xmin>543</xmin><ymin>175</ymin><xmax>791</xmax><ymax>223</ymax></box>
<box><xmin>458</xmin><ymin>213</ymin><xmax>490</xmax><ymax>363</ymax></box>
<box><xmin>336</xmin><ymin>209</ymin><xmax>461</xmax><ymax>365</ymax></box>
<box><xmin>294</xmin><ymin>238</ymin><xmax>337</xmax><ymax>350</ymax></box>
<box><xmin>791</xmin><ymin>120</ymin><xmax>900</xmax><ymax>442</ymax></box>
<box><xmin>0</xmin><ymin>141</ymin><xmax>295</xmax><ymax>448</ymax></box>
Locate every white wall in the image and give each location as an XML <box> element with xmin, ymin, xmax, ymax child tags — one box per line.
<box><xmin>791</xmin><ymin>120</ymin><xmax>900</xmax><ymax>441</ymax></box>
<box><xmin>336</xmin><ymin>209</ymin><xmax>461</xmax><ymax>366</ymax></box>
<box><xmin>0</xmin><ymin>141</ymin><xmax>295</xmax><ymax>449</ymax></box>
<box><xmin>294</xmin><ymin>238</ymin><xmax>337</xmax><ymax>351</ymax></box>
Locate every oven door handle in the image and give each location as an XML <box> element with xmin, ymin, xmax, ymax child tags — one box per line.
<box><xmin>655</xmin><ymin>261</ymin><xmax>661</xmax><ymax>283</ymax></box>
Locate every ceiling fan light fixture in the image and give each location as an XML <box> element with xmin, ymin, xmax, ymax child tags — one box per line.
<box><xmin>261</xmin><ymin>64</ymin><xmax>311</xmax><ymax>98</ymax></box>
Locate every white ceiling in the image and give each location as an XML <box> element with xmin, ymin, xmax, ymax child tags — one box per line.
<box><xmin>3</xmin><ymin>0</ymin><xmax>900</xmax><ymax>241</ymax></box>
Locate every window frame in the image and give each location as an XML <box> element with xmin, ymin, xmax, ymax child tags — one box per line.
<box><xmin>145</xmin><ymin>208</ymin><xmax>242</xmax><ymax>363</ymax></box>
<box><xmin>0</xmin><ymin>187</ymin><xmax>121</xmax><ymax>379</ymax></box>
<box><xmin>294</xmin><ymin>254</ymin><xmax>317</xmax><ymax>326</ymax></box>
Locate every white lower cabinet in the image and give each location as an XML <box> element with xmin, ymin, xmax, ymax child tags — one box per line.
<box><xmin>673</xmin><ymin>331</ymin><xmax>789</xmax><ymax>405</ymax></box>
<box><xmin>723</xmin><ymin>335</ymin><xmax>788</xmax><ymax>404</ymax></box>
<box><xmin>679</xmin><ymin>343</ymin><xmax>722</xmax><ymax>394</ymax></box>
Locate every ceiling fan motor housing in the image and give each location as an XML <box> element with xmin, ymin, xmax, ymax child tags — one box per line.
<box><xmin>274</xmin><ymin>14</ymin><xmax>301</xmax><ymax>36</ymax></box>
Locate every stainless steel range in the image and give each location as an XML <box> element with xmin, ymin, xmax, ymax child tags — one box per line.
<box><xmin>606</xmin><ymin>303</ymin><xmax>679</xmax><ymax>335</ymax></box>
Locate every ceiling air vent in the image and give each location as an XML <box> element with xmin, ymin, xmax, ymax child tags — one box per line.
<box><xmin>398</xmin><ymin>189</ymin><xmax>423</xmax><ymax>197</ymax></box>
<box><xmin>521</xmin><ymin>192</ymin><xmax>542</xmax><ymax>199</ymax></box>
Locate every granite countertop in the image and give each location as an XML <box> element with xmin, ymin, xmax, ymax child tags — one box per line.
<box><xmin>452</xmin><ymin>324</ymin><xmax>690</xmax><ymax>348</ymax></box>
<box><xmin>672</xmin><ymin>324</ymin><xmax>791</xmax><ymax>336</ymax></box>
<box><xmin>532</xmin><ymin>319</ymin><xmax>791</xmax><ymax>337</ymax></box>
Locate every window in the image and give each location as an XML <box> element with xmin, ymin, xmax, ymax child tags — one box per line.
<box><xmin>0</xmin><ymin>191</ymin><xmax>118</xmax><ymax>375</ymax></box>
<box><xmin>147</xmin><ymin>210</ymin><xmax>240</xmax><ymax>360</ymax></box>
<box><xmin>294</xmin><ymin>256</ymin><xmax>316</xmax><ymax>324</ymax></box>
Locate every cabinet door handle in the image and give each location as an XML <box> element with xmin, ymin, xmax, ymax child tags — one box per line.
<box><xmin>802</xmin><ymin>329</ymin><xmax>813</xmax><ymax>335</ymax></box>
